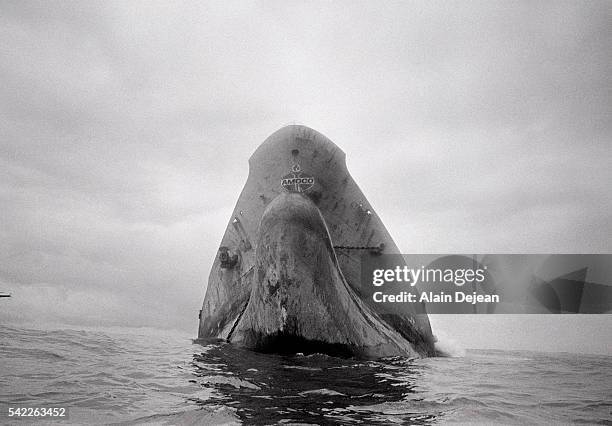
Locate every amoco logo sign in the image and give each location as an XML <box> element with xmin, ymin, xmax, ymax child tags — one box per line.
<box><xmin>281</xmin><ymin>164</ymin><xmax>315</xmax><ymax>193</ymax></box>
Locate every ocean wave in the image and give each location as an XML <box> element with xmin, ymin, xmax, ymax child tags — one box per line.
<box><xmin>0</xmin><ymin>324</ymin><xmax>610</xmax><ymax>425</ymax></box>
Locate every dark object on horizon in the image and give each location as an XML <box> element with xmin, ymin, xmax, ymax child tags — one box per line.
<box><xmin>196</xmin><ymin>125</ymin><xmax>435</xmax><ymax>359</ymax></box>
<box><xmin>0</xmin><ymin>293</ymin><xmax>10</xmax><ymax>298</ymax></box>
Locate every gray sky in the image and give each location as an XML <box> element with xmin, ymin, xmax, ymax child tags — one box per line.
<box><xmin>1</xmin><ymin>1</ymin><xmax>610</xmax><ymax>354</ymax></box>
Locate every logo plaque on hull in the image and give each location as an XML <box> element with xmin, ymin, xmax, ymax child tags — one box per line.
<box><xmin>281</xmin><ymin>164</ymin><xmax>315</xmax><ymax>193</ymax></box>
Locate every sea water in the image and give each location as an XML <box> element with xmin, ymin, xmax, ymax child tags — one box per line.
<box><xmin>0</xmin><ymin>324</ymin><xmax>610</xmax><ymax>424</ymax></box>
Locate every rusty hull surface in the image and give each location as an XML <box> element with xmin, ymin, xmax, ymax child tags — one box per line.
<box><xmin>197</xmin><ymin>125</ymin><xmax>435</xmax><ymax>358</ymax></box>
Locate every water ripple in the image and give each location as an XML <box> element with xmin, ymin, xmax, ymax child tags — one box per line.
<box><xmin>0</xmin><ymin>324</ymin><xmax>610</xmax><ymax>425</ymax></box>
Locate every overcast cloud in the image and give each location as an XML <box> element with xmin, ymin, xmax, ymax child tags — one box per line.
<box><xmin>0</xmin><ymin>1</ymin><xmax>610</xmax><ymax>353</ymax></box>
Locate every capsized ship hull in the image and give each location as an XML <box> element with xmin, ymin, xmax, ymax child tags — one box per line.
<box><xmin>197</xmin><ymin>125</ymin><xmax>435</xmax><ymax>358</ymax></box>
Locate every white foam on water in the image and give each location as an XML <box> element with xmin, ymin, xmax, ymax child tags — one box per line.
<box><xmin>433</xmin><ymin>331</ymin><xmax>466</xmax><ymax>357</ymax></box>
